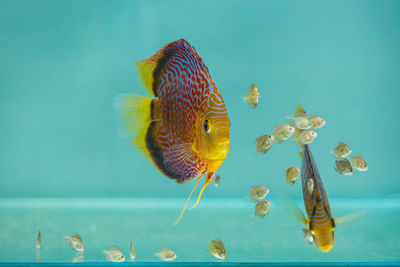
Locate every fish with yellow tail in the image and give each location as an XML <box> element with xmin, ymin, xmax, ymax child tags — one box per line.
<box><xmin>288</xmin><ymin>144</ymin><xmax>366</xmax><ymax>252</ymax></box>
<box><xmin>115</xmin><ymin>39</ymin><xmax>230</xmax><ymax>224</ymax></box>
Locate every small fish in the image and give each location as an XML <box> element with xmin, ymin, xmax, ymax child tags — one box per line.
<box><xmin>35</xmin><ymin>230</ymin><xmax>41</xmax><ymax>249</ymax></box>
<box><xmin>65</xmin><ymin>234</ymin><xmax>84</xmax><ymax>252</ymax></box>
<box><xmin>249</xmin><ymin>186</ymin><xmax>269</xmax><ymax>202</ymax></box>
<box><xmin>208</xmin><ymin>239</ymin><xmax>226</xmax><ymax>259</ymax></box>
<box><xmin>273</xmin><ymin>125</ymin><xmax>295</xmax><ymax>144</ymax></box>
<box><xmin>155</xmin><ymin>248</ymin><xmax>177</xmax><ymax>261</ymax></box>
<box><xmin>244</xmin><ymin>84</ymin><xmax>260</xmax><ymax>108</ymax></box>
<box><xmin>303</xmin><ymin>228</ymin><xmax>314</xmax><ymax>244</ymax></box>
<box><xmin>213</xmin><ymin>175</ymin><xmax>221</xmax><ymax>187</ymax></box>
<box><xmin>308</xmin><ymin>115</ymin><xmax>325</xmax><ymax>129</ymax></box>
<box><xmin>289</xmin><ymin>116</ymin><xmax>311</xmax><ymax>130</ymax></box>
<box><xmin>255</xmin><ymin>135</ymin><xmax>275</xmax><ymax>154</ymax></box>
<box><xmin>286</xmin><ymin>167</ymin><xmax>300</xmax><ymax>185</ymax></box>
<box><xmin>104</xmin><ymin>246</ymin><xmax>125</xmax><ymax>262</ymax></box>
<box><xmin>306</xmin><ymin>178</ymin><xmax>314</xmax><ymax>194</ymax></box>
<box><xmin>333</xmin><ymin>142</ymin><xmax>352</xmax><ymax>158</ymax></box>
<box><xmin>349</xmin><ymin>154</ymin><xmax>368</xmax><ymax>172</ymax></box>
<box><xmin>335</xmin><ymin>159</ymin><xmax>353</xmax><ymax>175</ymax></box>
<box><xmin>254</xmin><ymin>200</ymin><xmax>271</xmax><ymax>218</ymax></box>
<box><xmin>294</xmin><ymin>130</ymin><xmax>317</xmax><ymax>146</ymax></box>
<box><xmin>72</xmin><ymin>252</ymin><xmax>84</xmax><ymax>263</ymax></box>
<box><xmin>115</xmin><ymin>39</ymin><xmax>230</xmax><ymax>225</ymax></box>
<box><xmin>130</xmin><ymin>242</ymin><xmax>136</xmax><ymax>260</ymax></box>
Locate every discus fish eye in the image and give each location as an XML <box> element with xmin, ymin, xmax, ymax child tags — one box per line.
<box><xmin>203</xmin><ymin>119</ymin><xmax>210</xmax><ymax>133</ymax></box>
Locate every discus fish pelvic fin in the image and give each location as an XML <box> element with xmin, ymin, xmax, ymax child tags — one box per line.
<box><xmin>190</xmin><ymin>172</ymin><xmax>214</xmax><ymax>210</ymax></box>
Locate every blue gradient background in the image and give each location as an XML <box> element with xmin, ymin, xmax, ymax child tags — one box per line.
<box><xmin>0</xmin><ymin>0</ymin><xmax>399</xmax><ymax>199</ymax></box>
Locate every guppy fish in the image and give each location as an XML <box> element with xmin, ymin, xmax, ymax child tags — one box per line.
<box><xmin>116</xmin><ymin>40</ymin><xmax>230</xmax><ymax>224</ymax></box>
<box><xmin>290</xmin><ymin>145</ymin><xmax>338</xmax><ymax>252</ymax></box>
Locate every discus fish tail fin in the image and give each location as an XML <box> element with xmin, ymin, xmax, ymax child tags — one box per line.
<box><xmin>173</xmin><ymin>175</ymin><xmax>202</xmax><ymax>225</ymax></box>
<box><xmin>114</xmin><ymin>94</ymin><xmax>153</xmax><ymax>160</ymax></box>
<box><xmin>190</xmin><ymin>172</ymin><xmax>214</xmax><ymax>210</ymax></box>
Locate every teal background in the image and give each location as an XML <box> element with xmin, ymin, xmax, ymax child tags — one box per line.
<box><xmin>0</xmin><ymin>0</ymin><xmax>399</xmax><ymax>199</ymax></box>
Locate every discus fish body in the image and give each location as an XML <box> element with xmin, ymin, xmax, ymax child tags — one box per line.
<box><xmin>294</xmin><ymin>130</ymin><xmax>317</xmax><ymax>146</ymax></box>
<box><xmin>308</xmin><ymin>115</ymin><xmax>325</xmax><ymax>129</ymax></box>
<box><xmin>254</xmin><ymin>200</ymin><xmax>271</xmax><ymax>218</ymax></box>
<box><xmin>65</xmin><ymin>234</ymin><xmax>84</xmax><ymax>252</ymax></box>
<box><xmin>155</xmin><ymin>248</ymin><xmax>176</xmax><ymax>261</ymax></box>
<box><xmin>335</xmin><ymin>159</ymin><xmax>353</xmax><ymax>175</ymax></box>
<box><xmin>35</xmin><ymin>231</ymin><xmax>41</xmax><ymax>249</ymax></box>
<box><xmin>333</xmin><ymin>142</ymin><xmax>352</xmax><ymax>158</ymax></box>
<box><xmin>244</xmin><ymin>84</ymin><xmax>260</xmax><ymax>108</ymax></box>
<box><xmin>273</xmin><ymin>125</ymin><xmax>295</xmax><ymax>143</ymax></box>
<box><xmin>255</xmin><ymin>135</ymin><xmax>274</xmax><ymax>154</ymax></box>
<box><xmin>130</xmin><ymin>242</ymin><xmax>136</xmax><ymax>260</ymax></box>
<box><xmin>104</xmin><ymin>247</ymin><xmax>125</xmax><ymax>262</ymax></box>
<box><xmin>249</xmin><ymin>186</ymin><xmax>269</xmax><ymax>202</ymax></box>
<box><xmin>208</xmin><ymin>239</ymin><xmax>226</xmax><ymax>259</ymax></box>
<box><xmin>286</xmin><ymin>167</ymin><xmax>300</xmax><ymax>185</ymax></box>
<box><xmin>349</xmin><ymin>154</ymin><xmax>368</xmax><ymax>171</ymax></box>
<box><xmin>116</xmin><ymin>40</ymin><xmax>230</xmax><ymax>224</ymax></box>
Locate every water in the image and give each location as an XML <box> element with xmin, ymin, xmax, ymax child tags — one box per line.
<box><xmin>0</xmin><ymin>0</ymin><xmax>399</xmax><ymax>265</ymax></box>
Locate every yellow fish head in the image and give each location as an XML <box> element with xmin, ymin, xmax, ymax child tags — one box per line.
<box><xmin>194</xmin><ymin>94</ymin><xmax>230</xmax><ymax>172</ymax></box>
<box><xmin>313</xmin><ymin>229</ymin><xmax>335</xmax><ymax>252</ymax></box>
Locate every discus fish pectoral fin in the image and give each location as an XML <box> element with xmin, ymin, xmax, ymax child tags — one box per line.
<box><xmin>190</xmin><ymin>172</ymin><xmax>214</xmax><ymax>210</ymax></box>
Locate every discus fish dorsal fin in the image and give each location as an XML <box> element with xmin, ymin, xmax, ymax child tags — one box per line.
<box><xmin>335</xmin><ymin>210</ymin><xmax>369</xmax><ymax>225</ymax></box>
<box><xmin>286</xmin><ymin>199</ymin><xmax>309</xmax><ymax>226</ymax></box>
<box><xmin>114</xmin><ymin>94</ymin><xmax>154</xmax><ymax>160</ymax></box>
<box><xmin>294</xmin><ymin>104</ymin><xmax>306</xmax><ymax>116</ymax></box>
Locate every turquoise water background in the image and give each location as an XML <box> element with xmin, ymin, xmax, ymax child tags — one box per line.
<box><xmin>1</xmin><ymin>0</ymin><xmax>399</xmax><ymax>200</ymax></box>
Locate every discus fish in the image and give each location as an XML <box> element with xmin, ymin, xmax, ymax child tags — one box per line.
<box><xmin>35</xmin><ymin>230</ymin><xmax>41</xmax><ymax>249</ymax></box>
<box><xmin>333</xmin><ymin>142</ymin><xmax>352</xmax><ymax>158</ymax></box>
<box><xmin>349</xmin><ymin>154</ymin><xmax>368</xmax><ymax>171</ymax></box>
<box><xmin>155</xmin><ymin>248</ymin><xmax>177</xmax><ymax>261</ymax></box>
<box><xmin>115</xmin><ymin>40</ymin><xmax>230</xmax><ymax>224</ymax></box>
<box><xmin>213</xmin><ymin>175</ymin><xmax>221</xmax><ymax>187</ymax></box>
<box><xmin>273</xmin><ymin>125</ymin><xmax>295</xmax><ymax>143</ymax></box>
<box><xmin>288</xmin><ymin>145</ymin><xmax>357</xmax><ymax>252</ymax></box>
<box><xmin>255</xmin><ymin>134</ymin><xmax>274</xmax><ymax>154</ymax></box>
<box><xmin>104</xmin><ymin>247</ymin><xmax>125</xmax><ymax>262</ymax></box>
<box><xmin>255</xmin><ymin>200</ymin><xmax>271</xmax><ymax>218</ymax></box>
<box><xmin>335</xmin><ymin>159</ymin><xmax>353</xmax><ymax>175</ymax></box>
<box><xmin>244</xmin><ymin>84</ymin><xmax>260</xmax><ymax>108</ymax></box>
<box><xmin>130</xmin><ymin>242</ymin><xmax>136</xmax><ymax>260</ymax></box>
<box><xmin>65</xmin><ymin>234</ymin><xmax>84</xmax><ymax>252</ymax></box>
<box><xmin>249</xmin><ymin>186</ymin><xmax>269</xmax><ymax>202</ymax></box>
<box><xmin>286</xmin><ymin>167</ymin><xmax>300</xmax><ymax>185</ymax></box>
<box><xmin>208</xmin><ymin>239</ymin><xmax>226</xmax><ymax>259</ymax></box>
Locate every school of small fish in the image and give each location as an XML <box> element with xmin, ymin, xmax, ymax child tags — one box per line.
<box><xmin>332</xmin><ymin>142</ymin><xmax>368</xmax><ymax>175</ymax></box>
<box><xmin>248</xmin><ymin>186</ymin><xmax>271</xmax><ymax>218</ymax></box>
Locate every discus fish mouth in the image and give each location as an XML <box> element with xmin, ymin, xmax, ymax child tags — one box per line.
<box><xmin>205</xmin><ymin>139</ymin><xmax>230</xmax><ymax>172</ymax></box>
